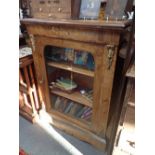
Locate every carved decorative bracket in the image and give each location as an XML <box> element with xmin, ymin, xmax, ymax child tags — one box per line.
<box><xmin>106</xmin><ymin>45</ymin><xmax>116</xmax><ymax>70</ymax></box>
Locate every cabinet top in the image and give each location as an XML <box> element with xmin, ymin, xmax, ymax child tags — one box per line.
<box><xmin>20</xmin><ymin>18</ymin><xmax>132</xmax><ymax>31</ymax></box>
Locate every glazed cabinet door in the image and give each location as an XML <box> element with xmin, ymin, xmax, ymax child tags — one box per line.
<box><xmin>31</xmin><ymin>35</ymin><xmax>118</xmax><ymax>137</ymax></box>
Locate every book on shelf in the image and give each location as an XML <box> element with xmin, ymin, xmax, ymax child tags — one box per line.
<box><xmin>50</xmin><ymin>78</ymin><xmax>77</xmax><ymax>92</ymax></box>
<box><xmin>68</xmin><ymin>103</ymin><xmax>80</xmax><ymax>116</ymax></box>
<box><xmin>57</xmin><ymin>98</ymin><xmax>67</xmax><ymax>112</ymax></box>
<box><xmin>86</xmin><ymin>53</ymin><xmax>95</xmax><ymax>70</ymax></box>
<box><xmin>65</xmin><ymin>48</ymin><xmax>74</xmax><ymax>62</ymax></box>
<box><xmin>61</xmin><ymin>98</ymin><xmax>68</xmax><ymax>112</ymax></box>
<box><xmin>46</xmin><ymin>47</ymin><xmax>66</xmax><ymax>62</ymax></box>
<box><xmin>51</xmin><ymin>95</ymin><xmax>57</xmax><ymax>104</ymax></box>
<box><xmin>56</xmin><ymin>78</ymin><xmax>77</xmax><ymax>90</ymax></box>
<box><xmin>74</xmin><ymin>51</ymin><xmax>88</xmax><ymax>66</ymax></box>
<box><xmin>53</xmin><ymin>94</ymin><xmax>92</xmax><ymax>122</ymax></box>
<box><xmin>75</xmin><ymin>106</ymin><xmax>88</xmax><ymax>118</ymax></box>
<box><xmin>54</xmin><ymin>96</ymin><xmax>62</xmax><ymax>110</ymax></box>
<box><xmin>81</xmin><ymin>108</ymin><xmax>92</xmax><ymax>119</ymax></box>
<box><xmin>64</xmin><ymin>101</ymin><xmax>74</xmax><ymax>113</ymax></box>
<box><xmin>80</xmin><ymin>107</ymin><xmax>92</xmax><ymax>118</ymax></box>
<box><xmin>74</xmin><ymin>104</ymin><xmax>84</xmax><ymax>116</ymax></box>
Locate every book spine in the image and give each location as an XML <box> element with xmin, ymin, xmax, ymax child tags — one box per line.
<box><xmin>57</xmin><ymin>98</ymin><xmax>65</xmax><ymax>112</ymax></box>
<box><xmin>81</xmin><ymin>108</ymin><xmax>92</xmax><ymax>118</ymax></box>
<box><xmin>62</xmin><ymin>99</ymin><xmax>68</xmax><ymax>112</ymax></box>
<box><xmin>54</xmin><ymin>97</ymin><xmax>61</xmax><ymax>109</ymax></box>
<box><xmin>76</xmin><ymin>106</ymin><xmax>87</xmax><ymax>118</ymax></box>
<box><xmin>81</xmin><ymin>107</ymin><xmax>91</xmax><ymax>118</ymax></box>
<box><xmin>82</xmin><ymin>109</ymin><xmax>92</xmax><ymax>119</ymax></box>
<box><xmin>69</xmin><ymin>103</ymin><xmax>78</xmax><ymax>115</ymax></box>
<box><xmin>74</xmin><ymin>105</ymin><xmax>84</xmax><ymax>116</ymax></box>
<box><xmin>64</xmin><ymin>102</ymin><xmax>74</xmax><ymax>113</ymax></box>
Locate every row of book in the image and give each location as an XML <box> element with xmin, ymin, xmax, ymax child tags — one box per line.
<box><xmin>52</xmin><ymin>96</ymin><xmax>92</xmax><ymax>121</ymax></box>
<box><xmin>46</xmin><ymin>47</ymin><xmax>95</xmax><ymax>70</ymax></box>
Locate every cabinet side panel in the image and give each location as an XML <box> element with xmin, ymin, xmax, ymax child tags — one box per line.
<box><xmin>92</xmin><ymin>33</ymin><xmax>120</xmax><ymax>135</ymax></box>
<box><xmin>98</xmin><ymin>46</ymin><xmax>119</xmax><ymax>134</ymax></box>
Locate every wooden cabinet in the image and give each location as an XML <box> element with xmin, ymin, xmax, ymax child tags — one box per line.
<box><xmin>21</xmin><ymin>18</ymin><xmax>131</xmax><ymax>150</ymax></box>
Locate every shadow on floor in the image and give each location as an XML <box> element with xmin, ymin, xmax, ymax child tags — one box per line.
<box><xmin>19</xmin><ymin>116</ymin><xmax>106</xmax><ymax>155</ymax></box>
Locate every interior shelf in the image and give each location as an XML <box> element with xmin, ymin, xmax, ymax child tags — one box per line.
<box><xmin>47</xmin><ymin>61</ymin><xmax>94</xmax><ymax>77</ymax></box>
<box><xmin>50</xmin><ymin>89</ymin><xmax>93</xmax><ymax>108</ymax></box>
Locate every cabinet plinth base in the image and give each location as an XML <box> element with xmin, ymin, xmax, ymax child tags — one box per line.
<box><xmin>48</xmin><ymin>112</ymin><xmax>106</xmax><ymax>151</ymax></box>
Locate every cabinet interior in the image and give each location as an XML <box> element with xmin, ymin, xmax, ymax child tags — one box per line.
<box><xmin>44</xmin><ymin>45</ymin><xmax>95</xmax><ymax>124</ymax></box>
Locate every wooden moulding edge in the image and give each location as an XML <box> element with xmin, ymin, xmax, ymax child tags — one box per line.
<box><xmin>20</xmin><ymin>18</ymin><xmax>132</xmax><ymax>31</ymax></box>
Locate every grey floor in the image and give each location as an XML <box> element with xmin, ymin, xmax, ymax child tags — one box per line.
<box><xmin>19</xmin><ymin>116</ymin><xmax>106</xmax><ymax>155</ymax></box>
